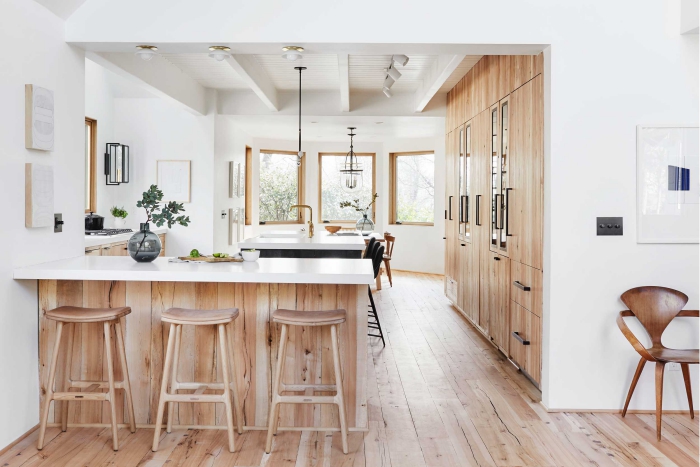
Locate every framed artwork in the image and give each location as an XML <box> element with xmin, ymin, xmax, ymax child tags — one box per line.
<box><xmin>637</xmin><ymin>125</ymin><xmax>699</xmax><ymax>243</ymax></box>
<box><xmin>25</xmin><ymin>163</ymin><xmax>54</xmax><ymax>227</ymax></box>
<box><xmin>238</xmin><ymin>163</ymin><xmax>245</xmax><ymax>197</ymax></box>
<box><xmin>25</xmin><ymin>85</ymin><xmax>54</xmax><ymax>151</ymax></box>
<box><xmin>228</xmin><ymin>161</ymin><xmax>236</xmax><ymax>198</ymax></box>
<box><xmin>157</xmin><ymin>160</ymin><xmax>191</xmax><ymax>203</ymax></box>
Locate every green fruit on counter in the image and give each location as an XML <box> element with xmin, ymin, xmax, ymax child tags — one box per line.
<box><xmin>213</xmin><ymin>253</ymin><xmax>221</xmax><ymax>257</ymax></box>
<box><xmin>190</xmin><ymin>249</ymin><xmax>200</xmax><ymax>258</ymax></box>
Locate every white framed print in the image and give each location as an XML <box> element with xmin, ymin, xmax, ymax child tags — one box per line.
<box><xmin>25</xmin><ymin>163</ymin><xmax>54</xmax><ymax>227</ymax></box>
<box><xmin>228</xmin><ymin>161</ymin><xmax>236</xmax><ymax>199</ymax></box>
<box><xmin>637</xmin><ymin>124</ymin><xmax>699</xmax><ymax>243</ymax></box>
<box><xmin>25</xmin><ymin>85</ymin><xmax>54</xmax><ymax>151</ymax></box>
<box><xmin>157</xmin><ymin>160</ymin><xmax>191</xmax><ymax>203</ymax></box>
<box><xmin>238</xmin><ymin>163</ymin><xmax>245</xmax><ymax>197</ymax></box>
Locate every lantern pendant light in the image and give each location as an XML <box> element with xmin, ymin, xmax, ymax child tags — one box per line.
<box><xmin>340</xmin><ymin>127</ymin><xmax>364</xmax><ymax>194</ymax></box>
<box><xmin>294</xmin><ymin>66</ymin><xmax>306</xmax><ymax>166</ymax></box>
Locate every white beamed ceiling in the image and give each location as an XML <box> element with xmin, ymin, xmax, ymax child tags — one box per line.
<box><xmin>349</xmin><ymin>55</ymin><xmax>437</xmax><ymax>91</ymax></box>
<box><xmin>439</xmin><ymin>55</ymin><xmax>483</xmax><ymax>92</ymax></box>
<box><xmin>253</xmin><ymin>54</ymin><xmax>340</xmax><ymax>90</ymax></box>
<box><xmin>161</xmin><ymin>53</ymin><xmax>249</xmax><ymax>89</ymax></box>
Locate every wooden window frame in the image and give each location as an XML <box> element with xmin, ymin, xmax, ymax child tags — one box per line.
<box><xmin>389</xmin><ymin>150</ymin><xmax>436</xmax><ymax>226</ymax></box>
<box><xmin>244</xmin><ymin>146</ymin><xmax>252</xmax><ymax>225</ymax></box>
<box><xmin>318</xmin><ymin>152</ymin><xmax>376</xmax><ymax>224</ymax></box>
<box><xmin>85</xmin><ymin>117</ymin><xmax>97</xmax><ymax>213</ymax></box>
<box><xmin>258</xmin><ymin>149</ymin><xmax>305</xmax><ymax>225</ymax></box>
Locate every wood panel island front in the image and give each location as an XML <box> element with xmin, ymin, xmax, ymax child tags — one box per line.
<box><xmin>13</xmin><ymin>256</ymin><xmax>374</xmax><ymax>433</ymax></box>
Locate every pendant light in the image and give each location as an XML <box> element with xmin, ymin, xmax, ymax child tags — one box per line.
<box><xmin>294</xmin><ymin>66</ymin><xmax>306</xmax><ymax>166</ymax></box>
<box><xmin>339</xmin><ymin>127</ymin><xmax>364</xmax><ymax>194</ymax></box>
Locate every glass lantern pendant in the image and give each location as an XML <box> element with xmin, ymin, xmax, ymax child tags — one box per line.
<box><xmin>340</xmin><ymin>127</ymin><xmax>363</xmax><ymax>194</ymax></box>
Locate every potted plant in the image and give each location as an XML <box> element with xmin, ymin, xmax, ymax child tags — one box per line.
<box><xmin>128</xmin><ymin>185</ymin><xmax>190</xmax><ymax>262</ymax></box>
<box><xmin>339</xmin><ymin>192</ymin><xmax>378</xmax><ymax>233</ymax></box>
<box><xmin>110</xmin><ymin>206</ymin><xmax>128</xmax><ymax>228</ymax></box>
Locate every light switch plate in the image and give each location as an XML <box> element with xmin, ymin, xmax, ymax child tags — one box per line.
<box><xmin>54</xmin><ymin>213</ymin><xmax>63</xmax><ymax>233</ymax></box>
<box><xmin>597</xmin><ymin>217</ymin><xmax>623</xmax><ymax>236</ymax></box>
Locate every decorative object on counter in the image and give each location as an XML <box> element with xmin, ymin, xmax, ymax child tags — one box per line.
<box><xmin>25</xmin><ymin>84</ymin><xmax>54</xmax><ymax>151</ymax></box>
<box><xmin>241</xmin><ymin>249</ymin><xmax>260</xmax><ymax>261</ymax></box>
<box><xmin>25</xmin><ymin>163</ymin><xmax>54</xmax><ymax>228</ymax></box>
<box><xmin>339</xmin><ymin>127</ymin><xmax>364</xmax><ymax>193</ymax></box>
<box><xmin>340</xmin><ymin>192</ymin><xmax>378</xmax><ymax>233</ymax></box>
<box><xmin>157</xmin><ymin>160</ymin><xmax>191</xmax><ymax>202</ymax></box>
<box><xmin>129</xmin><ymin>184</ymin><xmax>190</xmax><ymax>262</ymax></box>
<box><xmin>110</xmin><ymin>206</ymin><xmax>128</xmax><ymax>228</ymax></box>
<box><xmin>105</xmin><ymin>143</ymin><xmax>129</xmax><ymax>185</ymax></box>
<box><xmin>84</xmin><ymin>211</ymin><xmax>105</xmax><ymax>231</ymax></box>
<box><xmin>325</xmin><ymin>225</ymin><xmax>342</xmax><ymax>235</ymax></box>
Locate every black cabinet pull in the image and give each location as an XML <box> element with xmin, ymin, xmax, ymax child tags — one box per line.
<box><xmin>458</xmin><ymin>196</ymin><xmax>463</xmax><ymax>223</ymax></box>
<box><xmin>493</xmin><ymin>256</ymin><xmax>500</xmax><ymax>261</ymax></box>
<box><xmin>443</xmin><ymin>237</ymin><xmax>446</xmax><ymax>240</ymax></box>
<box><xmin>465</xmin><ymin>195</ymin><xmax>469</xmax><ymax>224</ymax></box>
<box><xmin>448</xmin><ymin>196</ymin><xmax>453</xmax><ymax>220</ymax></box>
<box><xmin>475</xmin><ymin>195</ymin><xmax>481</xmax><ymax>226</ymax></box>
<box><xmin>513</xmin><ymin>281</ymin><xmax>530</xmax><ymax>291</ymax></box>
<box><xmin>505</xmin><ymin>188</ymin><xmax>512</xmax><ymax>237</ymax></box>
<box><xmin>460</xmin><ymin>243</ymin><xmax>465</xmax><ymax>246</ymax></box>
<box><xmin>512</xmin><ymin>331</ymin><xmax>530</xmax><ymax>345</ymax></box>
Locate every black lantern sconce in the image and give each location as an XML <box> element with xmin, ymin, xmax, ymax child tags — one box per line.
<box><xmin>105</xmin><ymin>143</ymin><xmax>130</xmax><ymax>185</ymax></box>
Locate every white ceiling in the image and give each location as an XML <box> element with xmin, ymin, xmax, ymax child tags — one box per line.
<box><xmin>161</xmin><ymin>54</ymin><xmax>249</xmax><ymax>89</ymax></box>
<box><xmin>349</xmin><ymin>55</ymin><xmax>437</xmax><ymax>91</ymax></box>
<box><xmin>439</xmin><ymin>55</ymin><xmax>483</xmax><ymax>92</ymax></box>
<box><xmin>254</xmin><ymin>54</ymin><xmax>340</xmax><ymax>90</ymax></box>
<box><xmin>34</xmin><ymin>0</ymin><xmax>89</xmax><ymax>19</ymax></box>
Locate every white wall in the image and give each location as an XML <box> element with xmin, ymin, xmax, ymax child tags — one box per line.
<box><xmin>0</xmin><ymin>0</ymin><xmax>85</xmax><ymax>448</ymax></box>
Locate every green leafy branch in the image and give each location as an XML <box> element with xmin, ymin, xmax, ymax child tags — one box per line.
<box><xmin>136</xmin><ymin>185</ymin><xmax>190</xmax><ymax>228</ymax></box>
<box><xmin>110</xmin><ymin>206</ymin><xmax>128</xmax><ymax>219</ymax></box>
<box><xmin>339</xmin><ymin>192</ymin><xmax>378</xmax><ymax>213</ymax></box>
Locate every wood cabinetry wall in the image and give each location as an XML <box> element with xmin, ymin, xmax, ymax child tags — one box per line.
<box><xmin>444</xmin><ymin>53</ymin><xmax>544</xmax><ymax>386</ymax></box>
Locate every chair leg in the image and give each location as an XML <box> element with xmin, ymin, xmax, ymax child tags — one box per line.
<box><xmin>655</xmin><ymin>362</ymin><xmax>665</xmax><ymax>441</ymax></box>
<box><xmin>330</xmin><ymin>324</ymin><xmax>349</xmax><ymax>454</ymax></box>
<box><xmin>116</xmin><ymin>318</ymin><xmax>137</xmax><ymax>433</ymax></box>
<box><xmin>152</xmin><ymin>323</ymin><xmax>177</xmax><ymax>452</ymax></box>
<box><xmin>218</xmin><ymin>324</ymin><xmax>236</xmax><ymax>453</ymax></box>
<box><xmin>383</xmin><ymin>259</ymin><xmax>392</xmax><ymax>287</ymax></box>
<box><xmin>266</xmin><ymin>323</ymin><xmax>288</xmax><ymax>454</ymax></box>
<box><xmin>681</xmin><ymin>363</ymin><xmax>694</xmax><ymax>419</ymax></box>
<box><xmin>622</xmin><ymin>357</ymin><xmax>646</xmax><ymax>417</ymax></box>
<box><xmin>61</xmin><ymin>322</ymin><xmax>74</xmax><ymax>432</ymax></box>
<box><xmin>368</xmin><ymin>287</ymin><xmax>385</xmax><ymax>347</ymax></box>
<box><xmin>227</xmin><ymin>322</ymin><xmax>244</xmax><ymax>434</ymax></box>
<box><xmin>166</xmin><ymin>324</ymin><xmax>182</xmax><ymax>434</ymax></box>
<box><xmin>103</xmin><ymin>322</ymin><xmax>119</xmax><ymax>451</ymax></box>
<box><xmin>38</xmin><ymin>321</ymin><xmax>63</xmax><ymax>450</ymax></box>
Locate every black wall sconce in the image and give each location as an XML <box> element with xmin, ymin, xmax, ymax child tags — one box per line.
<box><xmin>105</xmin><ymin>143</ymin><xmax>129</xmax><ymax>185</ymax></box>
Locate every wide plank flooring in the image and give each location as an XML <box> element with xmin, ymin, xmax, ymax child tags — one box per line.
<box><xmin>2</xmin><ymin>271</ymin><xmax>697</xmax><ymax>466</ymax></box>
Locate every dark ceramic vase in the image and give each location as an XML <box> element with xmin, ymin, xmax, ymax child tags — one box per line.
<box><xmin>128</xmin><ymin>223</ymin><xmax>162</xmax><ymax>262</ymax></box>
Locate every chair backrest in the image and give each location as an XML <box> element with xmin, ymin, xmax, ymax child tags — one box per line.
<box><xmin>620</xmin><ymin>286</ymin><xmax>688</xmax><ymax>347</ymax></box>
<box><xmin>364</xmin><ymin>236</ymin><xmax>377</xmax><ymax>259</ymax></box>
<box><xmin>372</xmin><ymin>245</ymin><xmax>385</xmax><ymax>279</ymax></box>
<box><xmin>384</xmin><ymin>234</ymin><xmax>395</xmax><ymax>258</ymax></box>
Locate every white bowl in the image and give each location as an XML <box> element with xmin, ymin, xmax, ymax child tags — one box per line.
<box><xmin>241</xmin><ymin>250</ymin><xmax>260</xmax><ymax>262</ymax></box>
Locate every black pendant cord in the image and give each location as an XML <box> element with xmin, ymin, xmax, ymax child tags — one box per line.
<box><xmin>295</xmin><ymin>66</ymin><xmax>306</xmax><ymax>157</ymax></box>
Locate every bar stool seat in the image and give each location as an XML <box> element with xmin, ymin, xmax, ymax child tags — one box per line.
<box><xmin>161</xmin><ymin>307</ymin><xmax>239</xmax><ymax>325</ymax></box>
<box><xmin>272</xmin><ymin>308</ymin><xmax>346</xmax><ymax>326</ymax></box>
<box><xmin>45</xmin><ymin>306</ymin><xmax>130</xmax><ymax>323</ymax></box>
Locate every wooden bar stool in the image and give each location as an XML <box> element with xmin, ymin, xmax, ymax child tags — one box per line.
<box><xmin>37</xmin><ymin>306</ymin><xmax>136</xmax><ymax>451</ymax></box>
<box><xmin>152</xmin><ymin>308</ymin><xmax>243</xmax><ymax>453</ymax></box>
<box><xmin>265</xmin><ymin>308</ymin><xmax>349</xmax><ymax>454</ymax></box>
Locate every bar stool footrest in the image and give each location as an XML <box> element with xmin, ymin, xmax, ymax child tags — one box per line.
<box><xmin>277</xmin><ymin>395</ymin><xmax>338</xmax><ymax>404</ymax></box>
<box><xmin>52</xmin><ymin>391</ymin><xmax>109</xmax><ymax>401</ymax></box>
<box><xmin>162</xmin><ymin>393</ymin><xmax>227</xmax><ymax>403</ymax></box>
<box><xmin>69</xmin><ymin>380</ymin><xmax>126</xmax><ymax>390</ymax></box>
<box><xmin>281</xmin><ymin>383</ymin><xmax>337</xmax><ymax>392</ymax></box>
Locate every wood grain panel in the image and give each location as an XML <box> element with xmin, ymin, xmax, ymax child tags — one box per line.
<box><xmin>510</xmin><ymin>261</ymin><xmax>543</xmax><ymax>317</ymax></box>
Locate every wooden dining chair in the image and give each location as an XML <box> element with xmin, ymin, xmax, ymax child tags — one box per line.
<box><xmin>617</xmin><ymin>286</ymin><xmax>698</xmax><ymax>440</ymax></box>
<box><xmin>382</xmin><ymin>234</ymin><xmax>395</xmax><ymax>287</ymax></box>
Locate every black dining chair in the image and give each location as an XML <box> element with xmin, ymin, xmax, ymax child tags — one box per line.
<box><xmin>364</xmin><ymin>236</ymin><xmax>376</xmax><ymax>258</ymax></box>
<box><xmin>368</xmin><ymin>244</ymin><xmax>386</xmax><ymax>347</ymax></box>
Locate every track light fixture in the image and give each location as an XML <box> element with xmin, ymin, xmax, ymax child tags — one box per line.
<box><xmin>208</xmin><ymin>46</ymin><xmax>231</xmax><ymax>61</ymax></box>
<box><xmin>392</xmin><ymin>54</ymin><xmax>410</xmax><ymax>66</ymax></box>
<box><xmin>386</xmin><ymin>65</ymin><xmax>402</xmax><ymax>81</ymax></box>
<box><xmin>383</xmin><ymin>87</ymin><xmax>393</xmax><ymax>98</ymax></box>
<box><xmin>384</xmin><ymin>75</ymin><xmax>395</xmax><ymax>89</ymax></box>
<box><xmin>135</xmin><ymin>45</ymin><xmax>158</xmax><ymax>61</ymax></box>
<box><xmin>282</xmin><ymin>46</ymin><xmax>304</xmax><ymax>61</ymax></box>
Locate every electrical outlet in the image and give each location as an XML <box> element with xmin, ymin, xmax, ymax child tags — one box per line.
<box><xmin>221</xmin><ymin>210</ymin><xmax>227</xmax><ymax>220</ymax></box>
<box><xmin>596</xmin><ymin>217</ymin><xmax>623</xmax><ymax>236</ymax></box>
<box><xmin>667</xmin><ymin>362</ymin><xmax>681</xmax><ymax>372</ymax></box>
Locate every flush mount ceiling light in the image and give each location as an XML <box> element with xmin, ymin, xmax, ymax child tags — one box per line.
<box><xmin>135</xmin><ymin>45</ymin><xmax>158</xmax><ymax>61</ymax></box>
<box><xmin>282</xmin><ymin>46</ymin><xmax>304</xmax><ymax>61</ymax></box>
<box><xmin>295</xmin><ymin>66</ymin><xmax>307</xmax><ymax>166</ymax></box>
<box><xmin>392</xmin><ymin>54</ymin><xmax>410</xmax><ymax>66</ymax></box>
<box><xmin>208</xmin><ymin>46</ymin><xmax>231</xmax><ymax>61</ymax></box>
<box><xmin>339</xmin><ymin>127</ymin><xmax>364</xmax><ymax>194</ymax></box>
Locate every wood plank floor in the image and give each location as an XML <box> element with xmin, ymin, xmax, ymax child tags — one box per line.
<box><xmin>2</xmin><ymin>271</ymin><xmax>697</xmax><ymax>467</ymax></box>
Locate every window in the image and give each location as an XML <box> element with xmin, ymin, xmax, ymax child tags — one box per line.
<box><xmin>319</xmin><ymin>153</ymin><xmax>376</xmax><ymax>222</ymax></box>
<box><xmin>258</xmin><ymin>150</ymin><xmax>304</xmax><ymax>224</ymax></box>
<box><xmin>85</xmin><ymin>117</ymin><xmax>97</xmax><ymax>213</ymax></box>
<box><xmin>389</xmin><ymin>152</ymin><xmax>435</xmax><ymax>225</ymax></box>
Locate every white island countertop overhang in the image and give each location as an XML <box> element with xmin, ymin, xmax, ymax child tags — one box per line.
<box><xmin>238</xmin><ymin>230</ymin><xmax>367</xmax><ymax>251</ymax></box>
<box><xmin>13</xmin><ymin>256</ymin><xmax>374</xmax><ymax>285</ymax></box>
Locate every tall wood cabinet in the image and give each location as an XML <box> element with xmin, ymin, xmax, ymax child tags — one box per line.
<box><xmin>444</xmin><ymin>54</ymin><xmax>544</xmax><ymax>387</ymax></box>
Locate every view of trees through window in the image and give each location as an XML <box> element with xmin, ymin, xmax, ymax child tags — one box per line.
<box><xmin>259</xmin><ymin>151</ymin><xmax>301</xmax><ymax>223</ymax></box>
<box><xmin>394</xmin><ymin>153</ymin><xmax>435</xmax><ymax>223</ymax></box>
<box><xmin>320</xmin><ymin>154</ymin><xmax>374</xmax><ymax>221</ymax></box>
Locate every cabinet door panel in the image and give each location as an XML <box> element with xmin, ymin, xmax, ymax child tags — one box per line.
<box><xmin>510</xmin><ymin>260</ymin><xmax>543</xmax><ymax>317</ymax></box>
<box><xmin>509</xmin><ymin>301</ymin><xmax>541</xmax><ymax>385</ymax></box>
<box><xmin>85</xmin><ymin>247</ymin><xmax>101</xmax><ymax>256</ymax></box>
<box><xmin>489</xmin><ymin>254</ymin><xmax>510</xmax><ymax>352</ymax></box>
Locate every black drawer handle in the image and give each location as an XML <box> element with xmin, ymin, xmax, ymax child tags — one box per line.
<box><xmin>513</xmin><ymin>281</ymin><xmax>530</xmax><ymax>291</ymax></box>
<box><xmin>460</xmin><ymin>243</ymin><xmax>465</xmax><ymax>246</ymax></box>
<box><xmin>493</xmin><ymin>256</ymin><xmax>500</xmax><ymax>261</ymax></box>
<box><xmin>475</xmin><ymin>195</ymin><xmax>481</xmax><ymax>226</ymax></box>
<box><xmin>448</xmin><ymin>196</ymin><xmax>453</xmax><ymax>220</ymax></box>
<box><xmin>512</xmin><ymin>331</ymin><xmax>530</xmax><ymax>345</ymax></box>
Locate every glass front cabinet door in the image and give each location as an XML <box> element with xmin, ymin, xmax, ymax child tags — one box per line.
<box><xmin>460</xmin><ymin>124</ymin><xmax>472</xmax><ymax>242</ymax></box>
<box><xmin>490</xmin><ymin>98</ymin><xmax>510</xmax><ymax>255</ymax></box>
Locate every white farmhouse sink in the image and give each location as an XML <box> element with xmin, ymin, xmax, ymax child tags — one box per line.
<box><xmin>258</xmin><ymin>231</ymin><xmax>307</xmax><ymax>239</ymax></box>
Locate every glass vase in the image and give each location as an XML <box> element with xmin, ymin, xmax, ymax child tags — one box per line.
<box><xmin>355</xmin><ymin>213</ymin><xmax>374</xmax><ymax>234</ymax></box>
<box><xmin>128</xmin><ymin>223</ymin><xmax>162</xmax><ymax>262</ymax></box>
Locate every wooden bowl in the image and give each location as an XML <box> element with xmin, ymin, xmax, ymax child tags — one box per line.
<box><xmin>325</xmin><ymin>226</ymin><xmax>341</xmax><ymax>235</ymax></box>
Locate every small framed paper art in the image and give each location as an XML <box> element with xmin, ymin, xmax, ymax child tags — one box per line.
<box><xmin>637</xmin><ymin>125</ymin><xmax>699</xmax><ymax>243</ymax></box>
<box><xmin>157</xmin><ymin>160</ymin><xmax>191</xmax><ymax>203</ymax></box>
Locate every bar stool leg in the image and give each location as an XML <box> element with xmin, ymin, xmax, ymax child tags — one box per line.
<box><xmin>227</xmin><ymin>322</ymin><xmax>244</xmax><ymax>434</ymax></box>
<box><xmin>116</xmin><ymin>318</ymin><xmax>136</xmax><ymax>433</ymax></box>
<box><xmin>103</xmin><ymin>321</ymin><xmax>120</xmax><ymax>451</ymax></box>
<box><xmin>272</xmin><ymin>324</ymin><xmax>289</xmax><ymax>437</ymax></box>
<box><xmin>152</xmin><ymin>323</ymin><xmax>177</xmax><ymax>452</ymax></box>
<box><xmin>330</xmin><ymin>324</ymin><xmax>349</xmax><ymax>454</ymax></box>
<box><xmin>37</xmin><ymin>321</ymin><xmax>63</xmax><ymax>450</ymax></box>
<box><xmin>60</xmin><ymin>322</ymin><xmax>75</xmax><ymax>432</ymax></box>
<box><xmin>218</xmin><ymin>324</ymin><xmax>236</xmax><ymax>453</ymax></box>
<box><xmin>265</xmin><ymin>323</ymin><xmax>288</xmax><ymax>453</ymax></box>
<box><xmin>166</xmin><ymin>324</ymin><xmax>182</xmax><ymax>433</ymax></box>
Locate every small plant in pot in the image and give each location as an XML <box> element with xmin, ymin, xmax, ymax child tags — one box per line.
<box><xmin>110</xmin><ymin>206</ymin><xmax>128</xmax><ymax>228</ymax></box>
<box><xmin>339</xmin><ymin>192</ymin><xmax>378</xmax><ymax>233</ymax></box>
<box><xmin>128</xmin><ymin>185</ymin><xmax>190</xmax><ymax>262</ymax></box>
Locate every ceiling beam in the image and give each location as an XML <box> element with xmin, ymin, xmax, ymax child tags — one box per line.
<box><xmin>338</xmin><ymin>53</ymin><xmax>350</xmax><ymax>112</ymax></box>
<box><xmin>414</xmin><ymin>54</ymin><xmax>466</xmax><ymax>113</ymax></box>
<box><xmin>224</xmin><ymin>55</ymin><xmax>279</xmax><ymax>111</ymax></box>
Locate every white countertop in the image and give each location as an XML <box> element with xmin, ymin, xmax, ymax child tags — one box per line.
<box><xmin>85</xmin><ymin>228</ymin><xmax>168</xmax><ymax>248</ymax></box>
<box><xmin>13</xmin><ymin>256</ymin><xmax>374</xmax><ymax>285</ymax></box>
<box><xmin>238</xmin><ymin>230</ymin><xmax>367</xmax><ymax>250</ymax></box>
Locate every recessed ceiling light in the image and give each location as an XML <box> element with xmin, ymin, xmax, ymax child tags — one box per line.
<box><xmin>135</xmin><ymin>45</ymin><xmax>158</xmax><ymax>61</ymax></box>
<box><xmin>208</xmin><ymin>46</ymin><xmax>231</xmax><ymax>61</ymax></box>
<box><xmin>282</xmin><ymin>46</ymin><xmax>304</xmax><ymax>61</ymax></box>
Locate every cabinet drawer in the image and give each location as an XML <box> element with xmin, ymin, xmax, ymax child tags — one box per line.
<box><xmin>510</xmin><ymin>261</ymin><xmax>542</xmax><ymax>317</ymax></box>
<box><xmin>509</xmin><ymin>301</ymin><xmax>541</xmax><ymax>385</ymax></box>
<box><xmin>445</xmin><ymin>276</ymin><xmax>458</xmax><ymax>303</ymax></box>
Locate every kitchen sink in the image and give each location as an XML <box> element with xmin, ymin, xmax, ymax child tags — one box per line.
<box><xmin>258</xmin><ymin>231</ymin><xmax>307</xmax><ymax>238</ymax></box>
